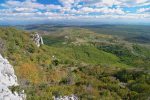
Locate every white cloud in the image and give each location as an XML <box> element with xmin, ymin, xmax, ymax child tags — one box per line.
<box><xmin>137</xmin><ymin>7</ymin><xmax>150</xmax><ymax>13</ymax></box>
<box><xmin>59</xmin><ymin>0</ymin><xmax>74</xmax><ymax>7</ymax></box>
<box><xmin>76</xmin><ymin>0</ymin><xmax>150</xmax><ymax>7</ymax></box>
<box><xmin>71</xmin><ymin>7</ymin><xmax>125</xmax><ymax>15</ymax></box>
<box><xmin>0</xmin><ymin>0</ymin><xmax>150</xmax><ymax>24</ymax></box>
<box><xmin>1</xmin><ymin>0</ymin><xmax>62</xmax><ymax>10</ymax></box>
<box><xmin>14</xmin><ymin>7</ymin><xmax>37</xmax><ymax>13</ymax></box>
<box><xmin>116</xmin><ymin>0</ymin><xmax>150</xmax><ymax>7</ymax></box>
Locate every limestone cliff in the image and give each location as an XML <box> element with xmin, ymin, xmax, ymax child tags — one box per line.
<box><xmin>32</xmin><ymin>33</ymin><xmax>44</xmax><ymax>47</ymax></box>
<box><xmin>0</xmin><ymin>54</ymin><xmax>26</xmax><ymax>100</ymax></box>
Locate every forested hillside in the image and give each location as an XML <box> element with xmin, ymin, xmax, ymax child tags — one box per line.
<box><xmin>0</xmin><ymin>27</ymin><xmax>149</xmax><ymax>100</ymax></box>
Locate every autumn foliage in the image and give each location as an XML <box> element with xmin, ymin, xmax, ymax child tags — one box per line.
<box><xmin>18</xmin><ymin>63</ymin><xmax>41</xmax><ymax>84</ymax></box>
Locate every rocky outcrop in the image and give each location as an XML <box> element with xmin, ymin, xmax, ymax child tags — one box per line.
<box><xmin>32</xmin><ymin>33</ymin><xmax>44</xmax><ymax>47</ymax></box>
<box><xmin>53</xmin><ymin>94</ymin><xmax>78</xmax><ymax>100</ymax></box>
<box><xmin>0</xmin><ymin>54</ymin><xmax>26</xmax><ymax>100</ymax></box>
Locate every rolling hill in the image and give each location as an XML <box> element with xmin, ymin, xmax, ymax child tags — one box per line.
<box><xmin>0</xmin><ymin>26</ymin><xmax>149</xmax><ymax>100</ymax></box>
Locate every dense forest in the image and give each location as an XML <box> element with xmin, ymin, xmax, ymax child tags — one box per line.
<box><xmin>0</xmin><ymin>26</ymin><xmax>150</xmax><ymax>100</ymax></box>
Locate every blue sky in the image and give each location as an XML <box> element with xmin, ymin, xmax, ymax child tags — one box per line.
<box><xmin>0</xmin><ymin>0</ymin><xmax>150</xmax><ymax>25</ymax></box>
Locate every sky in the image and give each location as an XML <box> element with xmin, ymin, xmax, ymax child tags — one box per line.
<box><xmin>0</xmin><ymin>0</ymin><xmax>150</xmax><ymax>25</ymax></box>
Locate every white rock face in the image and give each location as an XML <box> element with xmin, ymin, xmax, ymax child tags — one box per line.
<box><xmin>32</xmin><ymin>33</ymin><xmax>44</xmax><ymax>47</ymax></box>
<box><xmin>53</xmin><ymin>94</ymin><xmax>78</xmax><ymax>100</ymax></box>
<box><xmin>0</xmin><ymin>54</ymin><xmax>26</xmax><ymax>100</ymax></box>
